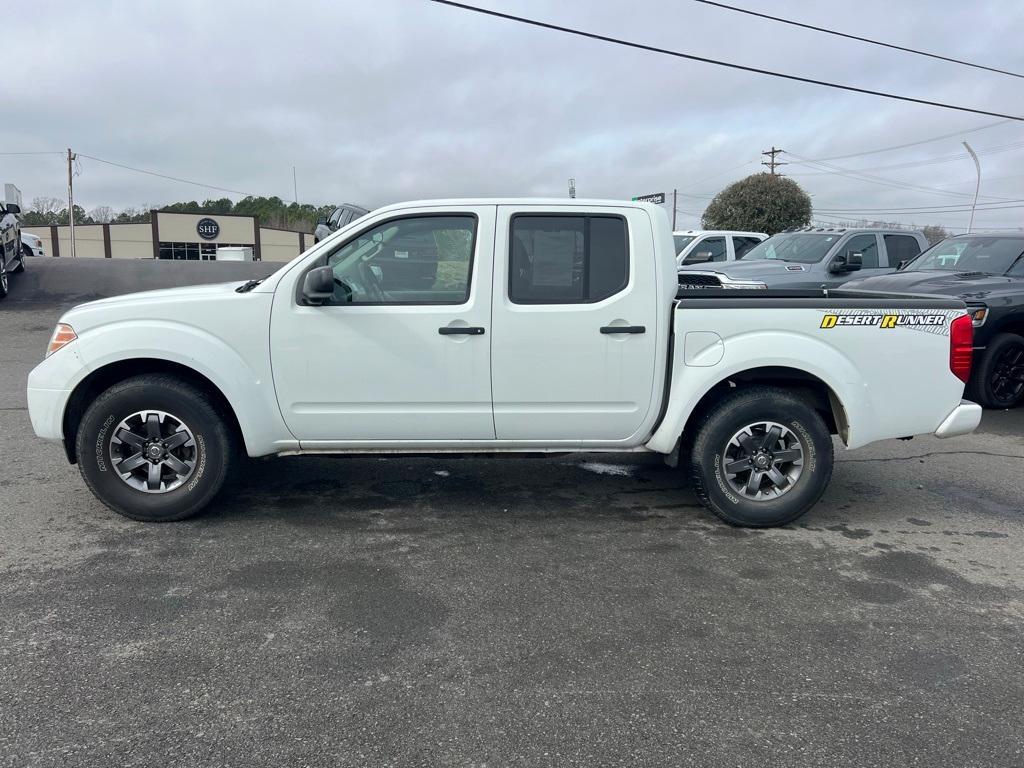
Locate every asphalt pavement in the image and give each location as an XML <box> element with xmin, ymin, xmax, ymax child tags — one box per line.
<box><xmin>1</xmin><ymin>262</ymin><xmax>1023</xmax><ymax>767</ymax></box>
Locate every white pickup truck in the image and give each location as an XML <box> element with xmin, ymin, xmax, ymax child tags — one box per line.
<box><xmin>27</xmin><ymin>199</ymin><xmax>982</xmax><ymax>527</ymax></box>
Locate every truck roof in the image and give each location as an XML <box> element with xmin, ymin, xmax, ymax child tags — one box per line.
<box><xmin>369</xmin><ymin>198</ymin><xmax>665</xmax><ymax>213</ymax></box>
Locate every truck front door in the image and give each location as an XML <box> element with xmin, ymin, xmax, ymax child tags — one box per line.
<box><xmin>269</xmin><ymin>206</ymin><xmax>496</xmax><ymax>444</ymax></box>
<box><xmin>490</xmin><ymin>205</ymin><xmax>660</xmax><ymax>442</ymax></box>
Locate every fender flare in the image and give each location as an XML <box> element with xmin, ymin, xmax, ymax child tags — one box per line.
<box><xmin>647</xmin><ymin>331</ymin><xmax>868</xmax><ymax>453</ymax></box>
<box><xmin>67</xmin><ymin>320</ymin><xmax>294</xmax><ymax>457</ymax></box>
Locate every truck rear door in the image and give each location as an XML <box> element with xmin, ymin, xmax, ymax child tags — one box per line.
<box><xmin>490</xmin><ymin>205</ymin><xmax>661</xmax><ymax>442</ymax></box>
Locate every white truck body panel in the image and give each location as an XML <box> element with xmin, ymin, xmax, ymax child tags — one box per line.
<box><xmin>649</xmin><ymin>302</ymin><xmax>968</xmax><ymax>453</ymax></box>
<box><xmin>27</xmin><ymin>198</ymin><xmax>979</xmax><ymax>472</ymax></box>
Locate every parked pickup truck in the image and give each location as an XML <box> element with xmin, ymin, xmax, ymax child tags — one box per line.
<box><xmin>27</xmin><ymin>199</ymin><xmax>981</xmax><ymax>527</ymax></box>
<box><xmin>678</xmin><ymin>227</ymin><xmax>927</xmax><ymax>290</ymax></box>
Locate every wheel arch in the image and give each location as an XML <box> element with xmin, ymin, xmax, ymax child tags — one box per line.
<box><xmin>651</xmin><ymin>365</ymin><xmax>851</xmax><ymax>457</ymax></box>
<box><xmin>987</xmin><ymin>316</ymin><xmax>1024</xmax><ymax>342</ymax></box>
<box><xmin>62</xmin><ymin>358</ymin><xmax>245</xmax><ymax>464</ymax></box>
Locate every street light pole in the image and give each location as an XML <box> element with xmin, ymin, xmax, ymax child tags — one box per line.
<box><xmin>67</xmin><ymin>148</ymin><xmax>77</xmax><ymax>259</ymax></box>
<box><xmin>963</xmin><ymin>141</ymin><xmax>981</xmax><ymax>234</ymax></box>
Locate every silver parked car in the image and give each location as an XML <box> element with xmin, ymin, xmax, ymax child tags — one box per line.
<box><xmin>678</xmin><ymin>227</ymin><xmax>928</xmax><ymax>290</ymax></box>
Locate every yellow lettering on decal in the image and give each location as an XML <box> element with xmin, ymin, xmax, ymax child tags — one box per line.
<box><xmin>820</xmin><ymin>315</ymin><xmax>837</xmax><ymax>328</ymax></box>
<box><xmin>881</xmin><ymin>315</ymin><xmax>898</xmax><ymax>328</ymax></box>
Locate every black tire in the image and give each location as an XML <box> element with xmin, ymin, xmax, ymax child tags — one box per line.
<box><xmin>968</xmin><ymin>333</ymin><xmax>1024</xmax><ymax>409</ymax></box>
<box><xmin>688</xmin><ymin>386</ymin><xmax>834</xmax><ymax>528</ymax></box>
<box><xmin>15</xmin><ymin>244</ymin><xmax>30</xmax><ymax>272</ymax></box>
<box><xmin>75</xmin><ymin>374</ymin><xmax>235</xmax><ymax>522</ymax></box>
<box><xmin>0</xmin><ymin>258</ymin><xmax>8</xmax><ymax>299</ymax></box>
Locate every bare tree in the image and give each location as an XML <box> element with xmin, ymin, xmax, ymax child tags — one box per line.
<box><xmin>90</xmin><ymin>206</ymin><xmax>114</xmax><ymax>223</ymax></box>
<box><xmin>31</xmin><ymin>196</ymin><xmax>63</xmax><ymax>215</ymax></box>
<box><xmin>922</xmin><ymin>225</ymin><xmax>949</xmax><ymax>245</ymax></box>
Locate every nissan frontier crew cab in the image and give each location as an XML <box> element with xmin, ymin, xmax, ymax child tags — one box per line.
<box><xmin>27</xmin><ymin>199</ymin><xmax>982</xmax><ymax>527</ymax></box>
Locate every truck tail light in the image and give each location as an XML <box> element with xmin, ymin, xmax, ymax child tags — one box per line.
<box><xmin>950</xmin><ymin>314</ymin><xmax>973</xmax><ymax>383</ymax></box>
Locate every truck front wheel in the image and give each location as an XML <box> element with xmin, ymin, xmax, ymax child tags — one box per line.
<box><xmin>75</xmin><ymin>374</ymin><xmax>235</xmax><ymax>522</ymax></box>
<box><xmin>688</xmin><ymin>386</ymin><xmax>833</xmax><ymax>527</ymax></box>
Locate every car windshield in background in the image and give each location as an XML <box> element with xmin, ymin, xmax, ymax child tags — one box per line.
<box><xmin>673</xmin><ymin>235</ymin><xmax>695</xmax><ymax>254</ymax></box>
<box><xmin>739</xmin><ymin>233</ymin><xmax>839</xmax><ymax>263</ymax></box>
<box><xmin>909</xmin><ymin>236</ymin><xmax>1024</xmax><ymax>274</ymax></box>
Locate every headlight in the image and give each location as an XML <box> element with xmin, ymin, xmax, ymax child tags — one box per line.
<box><xmin>967</xmin><ymin>307</ymin><xmax>988</xmax><ymax>327</ymax></box>
<box><xmin>46</xmin><ymin>323</ymin><xmax>77</xmax><ymax>357</ymax></box>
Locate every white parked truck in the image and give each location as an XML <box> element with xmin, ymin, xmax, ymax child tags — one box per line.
<box><xmin>27</xmin><ymin>199</ymin><xmax>982</xmax><ymax>527</ymax></box>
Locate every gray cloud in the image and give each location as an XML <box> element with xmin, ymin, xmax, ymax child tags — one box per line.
<box><xmin>4</xmin><ymin>0</ymin><xmax>1023</xmax><ymax>232</ymax></box>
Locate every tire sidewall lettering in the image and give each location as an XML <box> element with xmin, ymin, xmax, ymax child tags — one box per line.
<box><xmin>94</xmin><ymin>414</ymin><xmax>116</xmax><ymax>473</ymax></box>
<box><xmin>712</xmin><ymin>452</ymin><xmax>741</xmax><ymax>505</ymax></box>
<box><xmin>185</xmin><ymin>434</ymin><xmax>206</xmax><ymax>493</ymax></box>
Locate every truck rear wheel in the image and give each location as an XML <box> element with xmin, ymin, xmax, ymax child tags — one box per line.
<box><xmin>968</xmin><ymin>333</ymin><xmax>1024</xmax><ymax>409</ymax></box>
<box><xmin>688</xmin><ymin>386</ymin><xmax>833</xmax><ymax>527</ymax></box>
<box><xmin>75</xmin><ymin>374</ymin><xmax>235</xmax><ymax>522</ymax></box>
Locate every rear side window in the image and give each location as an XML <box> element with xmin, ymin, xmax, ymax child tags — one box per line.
<box><xmin>509</xmin><ymin>215</ymin><xmax>628</xmax><ymax>304</ymax></box>
<box><xmin>884</xmin><ymin>234</ymin><xmax>922</xmax><ymax>266</ymax></box>
<box><xmin>732</xmin><ymin>236</ymin><xmax>762</xmax><ymax>259</ymax></box>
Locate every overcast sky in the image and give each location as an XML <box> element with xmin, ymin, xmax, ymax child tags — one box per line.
<box><xmin>5</xmin><ymin>0</ymin><xmax>1024</xmax><ymax>232</ymax></box>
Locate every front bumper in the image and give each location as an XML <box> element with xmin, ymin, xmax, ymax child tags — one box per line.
<box><xmin>933</xmin><ymin>400</ymin><xmax>982</xmax><ymax>439</ymax></box>
<box><xmin>27</xmin><ymin>385</ymin><xmax>69</xmax><ymax>441</ymax></box>
<box><xmin>26</xmin><ymin>345</ymin><xmax>87</xmax><ymax>442</ymax></box>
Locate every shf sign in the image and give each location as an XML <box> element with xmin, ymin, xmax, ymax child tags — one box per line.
<box><xmin>632</xmin><ymin>192</ymin><xmax>665</xmax><ymax>204</ymax></box>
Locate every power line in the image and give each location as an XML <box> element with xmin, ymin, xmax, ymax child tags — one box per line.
<box><xmin>693</xmin><ymin>0</ymin><xmax>1024</xmax><ymax>80</ymax></box>
<box><xmin>77</xmin><ymin>153</ymin><xmax>256</xmax><ymax>197</ymax></box>
<box><xmin>0</xmin><ymin>151</ymin><xmax>64</xmax><ymax>156</ymax></box>
<box><xmin>816</xmin><ymin>200</ymin><xmax>1024</xmax><ymax>213</ymax></box>
<box><xmin>430</xmin><ymin>0</ymin><xmax>1024</xmax><ymax>121</ymax></box>
<box><xmin>788</xmin><ymin>139</ymin><xmax>1024</xmax><ymax>177</ymax></box>
<box><xmin>796</xmin><ymin>120</ymin><xmax>1013</xmax><ymax>162</ymax></box>
<box><xmin>785</xmin><ymin>152</ymin><xmax>1019</xmax><ymax>202</ymax></box>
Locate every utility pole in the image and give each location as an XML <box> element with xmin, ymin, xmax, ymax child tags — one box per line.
<box><xmin>762</xmin><ymin>146</ymin><xmax>786</xmax><ymax>175</ymax></box>
<box><xmin>962</xmin><ymin>141</ymin><xmax>981</xmax><ymax>234</ymax></box>
<box><xmin>672</xmin><ymin>188</ymin><xmax>677</xmax><ymax>230</ymax></box>
<box><xmin>568</xmin><ymin>178</ymin><xmax>576</xmax><ymax>199</ymax></box>
<box><xmin>293</xmin><ymin>166</ymin><xmax>299</xmax><ymax>204</ymax></box>
<box><xmin>67</xmin><ymin>148</ymin><xmax>77</xmax><ymax>258</ymax></box>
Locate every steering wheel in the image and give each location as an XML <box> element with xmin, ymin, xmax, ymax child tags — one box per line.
<box><xmin>357</xmin><ymin>259</ymin><xmax>387</xmax><ymax>302</ymax></box>
<box><xmin>332</xmin><ymin>277</ymin><xmax>354</xmax><ymax>304</ymax></box>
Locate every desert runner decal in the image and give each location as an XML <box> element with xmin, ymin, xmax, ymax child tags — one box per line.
<box><xmin>818</xmin><ymin>308</ymin><xmax>960</xmax><ymax>337</ymax></box>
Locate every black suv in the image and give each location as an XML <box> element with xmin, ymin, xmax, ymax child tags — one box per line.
<box><xmin>844</xmin><ymin>233</ymin><xmax>1024</xmax><ymax>408</ymax></box>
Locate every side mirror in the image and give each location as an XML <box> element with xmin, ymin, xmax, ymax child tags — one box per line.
<box><xmin>830</xmin><ymin>251</ymin><xmax>863</xmax><ymax>273</ymax></box>
<box><xmin>897</xmin><ymin>259</ymin><xmax>911</xmax><ymax>271</ymax></box>
<box><xmin>302</xmin><ymin>265</ymin><xmax>334</xmax><ymax>305</ymax></box>
<box><xmin>5</xmin><ymin>203</ymin><xmax>21</xmax><ymax>215</ymax></box>
<box><xmin>317</xmin><ymin>216</ymin><xmax>327</xmax><ymax>226</ymax></box>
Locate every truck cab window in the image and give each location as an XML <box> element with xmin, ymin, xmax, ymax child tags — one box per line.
<box><xmin>683</xmin><ymin>236</ymin><xmax>726</xmax><ymax>264</ymax></box>
<box><xmin>510</xmin><ymin>215</ymin><xmax>628</xmax><ymax>304</ymax></box>
<box><xmin>841</xmin><ymin>234</ymin><xmax>879</xmax><ymax>269</ymax></box>
<box><xmin>883</xmin><ymin>234</ymin><xmax>922</xmax><ymax>266</ymax></box>
<box><xmin>325</xmin><ymin>215</ymin><xmax>476</xmax><ymax>305</ymax></box>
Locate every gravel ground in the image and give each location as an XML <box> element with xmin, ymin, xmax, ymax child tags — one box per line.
<box><xmin>2</xmin><ymin>289</ymin><xmax>1022</xmax><ymax>767</ymax></box>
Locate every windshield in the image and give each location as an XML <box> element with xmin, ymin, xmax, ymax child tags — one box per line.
<box><xmin>908</xmin><ymin>236</ymin><xmax>1024</xmax><ymax>274</ymax></box>
<box><xmin>673</xmin><ymin>235</ymin><xmax>695</xmax><ymax>254</ymax></box>
<box><xmin>738</xmin><ymin>233</ymin><xmax>840</xmax><ymax>263</ymax></box>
